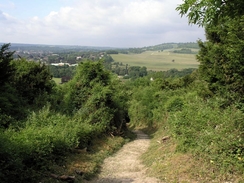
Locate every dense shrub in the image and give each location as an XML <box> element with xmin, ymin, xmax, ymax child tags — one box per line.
<box><xmin>0</xmin><ymin>105</ymin><xmax>104</xmax><ymax>182</ymax></box>
<box><xmin>127</xmin><ymin>74</ymin><xmax>244</xmax><ymax>176</ymax></box>
<box><xmin>63</xmin><ymin>61</ymin><xmax>129</xmax><ymax>132</ymax></box>
<box><xmin>0</xmin><ymin>57</ymin><xmax>129</xmax><ymax>182</ymax></box>
<box><xmin>167</xmin><ymin>96</ymin><xmax>244</xmax><ymax>173</ymax></box>
<box><xmin>164</xmin><ymin>96</ymin><xmax>184</xmax><ymax>112</ymax></box>
<box><xmin>11</xmin><ymin>59</ymin><xmax>55</xmax><ymax>106</ymax></box>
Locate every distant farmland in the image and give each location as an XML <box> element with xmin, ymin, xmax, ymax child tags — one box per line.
<box><xmin>111</xmin><ymin>50</ymin><xmax>199</xmax><ymax>71</ymax></box>
<box><xmin>53</xmin><ymin>77</ymin><xmax>61</xmax><ymax>84</ymax></box>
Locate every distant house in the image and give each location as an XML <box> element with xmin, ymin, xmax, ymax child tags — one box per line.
<box><xmin>99</xmin><ymin>53</ymin><xmax>104</xmax><ymax>59</ymax></box>
<box><xmin>51</xmin><ymin>63</ymin><xmax>60</xmax><ymax>66</ymax></box>
<box><xmin>61</xmin><ymin>76</ymin><xmax>72</xmax><ymax>84</ymax></box>
<box><xmin>70</xmin><ymin>64</ymin><xmax>78</xmax><ymax>67</ymax></box>
<box><xmin>51</xmin><ymin>62</ymin><xmax>70</xmax><ymax>66</ymax></box>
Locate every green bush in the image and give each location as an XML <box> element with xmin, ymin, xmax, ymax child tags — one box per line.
<box><xmin>164</xmin><ymin>96</ymin><xmax>185</xmax><ymax>112</ymax></box>
<box><xmin>0</xmin><ymin>60</ymin><xmax>131</xmax><ymax>182</ymax></box>
<box><xmin>168</xmin><ymin>96</ymin><xmax>244</xmax><ymax>173</ymax></box>
<box><xmin>0</xmin><ymin>105</ymin><xmax>105</xmax><ymax>182</ymax></box>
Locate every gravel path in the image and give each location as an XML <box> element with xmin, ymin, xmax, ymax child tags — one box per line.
<box><xmin>84</xmin><ymin>130</ymin><xmax>162</xmax><ymax>183</ymax></box>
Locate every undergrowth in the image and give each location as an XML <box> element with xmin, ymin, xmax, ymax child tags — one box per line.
<box><xmin>0</xmin><ymin>105</ymin><xmax>132</xmax><ymax>182</ymax></box>
<box><xmin>41</xmin><ymin>133</ymin><xmax>131</xmax><ymax>182</ymax></box>
<box><xmin>128</xmin><ymin>77</ymin><xmax>244</xmax><ymax>182</ymax></box>
<box><xmin>139</xmin><ymin>95</ymin><xmax>244</xmax><ymax>182</ymax></box>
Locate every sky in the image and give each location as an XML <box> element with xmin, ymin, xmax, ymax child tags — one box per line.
<box><xmin>0</xmin><ymin>0</ymin><xmax>205</xmax><ymax>47</ymax></box>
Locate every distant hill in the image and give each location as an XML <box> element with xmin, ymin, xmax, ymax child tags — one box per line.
<box><xmin>116</xmin><ymin>42</ymin><xmax>199</xmax><ymax>54</ymax></box>
<box><xmin>0</xmin><ymin>43</ymin><xmax>117</xmax><ymax>53</ymax></box>
<box><xmin>1</xmin><ymin>42</ymin><xmax>199</xmax><ymax>53</ymax></box>
<box><xmin>139</xmin><ymin>42</ymin><xmax>199</xmax><ymax>51</ymax></box>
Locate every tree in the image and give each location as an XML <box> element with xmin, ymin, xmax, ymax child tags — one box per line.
<box><xmin>128</xmin><ymin>66</ymin><xmax>147</xmax><ymax>79</ymax></box>
<box><xmin>12</xmin><ymin>59</ymin><xmax>55</xmax><ymax>105</ymax></box>
<box><xmin>0</xmin><ymin>43</ymin><xmax>15</xmax><ymax>85</ymax></box>
<box><xmin>106</xmin><ymin>50</ymin><xmax>119</xmax><ymax>54</ymax></box>
<box><xmin>0</xmin><ymin>44</ymin><xmax>23</xmax><ymax>125</ymax></box>
<box><xmin>64</xmin><ymin>60</ymin><xmax>128</xmax><ymax>133</ymax></box>
<box><xmin>49</xmin><ymin>65</ymin><xmax>76</xmax><ymax>78</ymax></box>
<box><xmin>198</xmin><ymin>17</ymin><xmax>244</xmax><ymax>99</ymax></box>
<box><xmin>103</xmin><ymin>55</ymin><xmax>114</xmax><ymax>63</ymax></box>
<box><xmin>176</xmin><ymin>0</ymin><xmax>244</xmax><ymax>26</ymax></box>
<box><xmin>64</xmin><ymin>61</ymin><xmax>111</xmax><ymax>112</ymax></box>
<box><xmin>176</xmin><ymin>0</ymin><xmax>244</xmax><ymax>102</ymax></box>
<box><xmin>139</xmin><ymin>66</ymin><xmax>147</xmax><ymax>77</ymax></box>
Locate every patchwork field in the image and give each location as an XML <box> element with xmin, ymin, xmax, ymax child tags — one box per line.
<box><xmin>111</xmin><ymin>50</ymin><xmax>199</xmax><ymax>71</ymax></box>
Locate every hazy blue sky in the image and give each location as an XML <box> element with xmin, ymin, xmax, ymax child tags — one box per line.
<box><xmin>0</xmin><ymin>0</ymin><xmax>205</xmax><ymax>47</ymax></box>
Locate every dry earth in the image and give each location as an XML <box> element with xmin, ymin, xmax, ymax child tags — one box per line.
<box><xmin>84</xmin><ymin>130</ymin><xmax>162</xmax><ymax>183</ymax></box>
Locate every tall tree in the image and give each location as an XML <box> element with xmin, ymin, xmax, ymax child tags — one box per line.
<box><xmin>65</xmin><ymin>61</ymin><xmax>111</xmax><ymax>111</ymax></box>
<box><xmin>0</xmin><ymin>44</ymin><xmax>22</xmax><ymax>125</ymax></box>
<box><xmin>0</xmin><ymin>43</ymin><xmax>15</xmax><ymax>85</ymax></box>
<box><xmin>63</xmin><ymin>61</ymin><xmax>129</xmax><ymax>132</ymax></box>
<box><xmin>12</xmin><ymin>59</ymin><xmax>55</xmax><ymax>105</ymax></box>
<box><xmin>176</xmin><ymin>0</ymin><xmax>244</xmax><ymax>26</ymax></box>
<box><xmin>176</xmin><ymin>0</ymin><xmax>244</xmax><ymax>102</ymax></box>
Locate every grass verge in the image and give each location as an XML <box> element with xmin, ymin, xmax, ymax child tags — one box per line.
<box><xmin>141</xmin><ymin>126</ymin><xmax>244</xmax><ymax>183</ymax></box>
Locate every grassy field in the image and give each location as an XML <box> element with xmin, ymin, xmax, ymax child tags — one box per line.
<box><xmin>111</xmin><ymin>50</ymin><xmax>199</xmax><ymax>71</ymax></box>
<box><xmin>53</xmin><ymin>77</ymin><xmax>61</xmax><ymax>84</ymax></box>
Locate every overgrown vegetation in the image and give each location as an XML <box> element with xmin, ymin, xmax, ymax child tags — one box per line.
<box><xmin>2</xmin><ymin>4</ymin><xmax>244</xmax><ymax>180</ymax></box>
<box><xmin>126</xmin><ymin>0</ymin><xmax>244</xmax><ymax>181</ymax></box>
<box><xmin>127</xmin><ymin>71</ymin><xmax>244</xmax><ymax>181</ymax></box>
<box><xmin>0</xmin><ymin>43</ymin><xmax>130</xmax><ymax>182</ymax></box>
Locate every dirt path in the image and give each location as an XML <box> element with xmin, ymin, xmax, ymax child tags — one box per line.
<box><xmin>84</xmin><ymin>130</ymin><xmax>162</xmax><ymax>183</ymax></box>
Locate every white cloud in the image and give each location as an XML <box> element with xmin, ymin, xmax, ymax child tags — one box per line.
<box><xmin>0</xmin><ymin>0</ymin><xmax>205</xmax><ymax>47</ymax></box>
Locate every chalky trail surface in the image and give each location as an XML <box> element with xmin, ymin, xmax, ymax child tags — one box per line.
<box><xmin>85</xmin><ymin>130</ymin><xmax>162</xmax><ymax>183</ymax></box>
